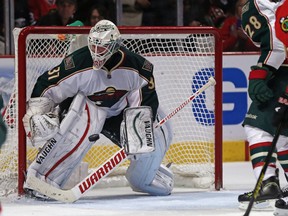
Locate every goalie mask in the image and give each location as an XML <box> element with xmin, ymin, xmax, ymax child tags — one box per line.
<box><xmin>88</xmin><ymin>20</ymin><xmax>121</xmax><ymax>70</ymax></box>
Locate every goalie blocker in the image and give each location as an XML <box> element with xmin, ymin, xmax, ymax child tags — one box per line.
<box><xmin>121</xmin><ymin>106</ymin><xmax>155</xmax><ymax>155</ymax></box>
<box><xmin>25</xmin><ymin>93</ymin><xmax>174</xmax><ymax>199</ymax></box>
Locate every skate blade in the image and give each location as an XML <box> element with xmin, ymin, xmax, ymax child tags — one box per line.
<box><xmin>239</xmin><ymin>199</ymin><xmax>276</xmax><ymax>211</ymax></box>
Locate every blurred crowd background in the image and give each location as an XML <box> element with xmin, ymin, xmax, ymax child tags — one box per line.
<box><xmin>0</xmin><ymin>0</ymin><xmax>259</xmax><ymax>55</ymax></box>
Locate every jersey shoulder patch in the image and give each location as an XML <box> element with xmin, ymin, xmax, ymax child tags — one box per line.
<box><xmin>142</xmin><ymin>60</ymin><xmax>153</xmax><ymax>72</ymax></box>
<box><xmin>64</xmin><ymin>56</ymin><xmax>75</xmax><ymax>70</ymax></box>
<box><xmin>62</xmin><ymin>46</ymin><xmax>93</xmax><ymax>71</ymax></box>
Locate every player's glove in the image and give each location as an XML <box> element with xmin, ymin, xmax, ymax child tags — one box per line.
<box><xmin>248</xmin><ymin>66</ymin><xmax>274</xmax><ymax>104</ymax></box>
<box><xmin>272</xmin><ymin>88</ymin><xmax>288</xmax><ymax>128</ymax></box>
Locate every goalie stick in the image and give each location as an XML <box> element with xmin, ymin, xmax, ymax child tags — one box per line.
<box><xmin>25</xmin><ymin>76</ymin><xmax>216</xmax><ymax>203</ymax></box>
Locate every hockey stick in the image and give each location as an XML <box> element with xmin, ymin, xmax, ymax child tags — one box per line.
<box><xmin>155</xmin><ymin>77</ymin><xmax>216</xmax><ymax>128</ymax></box>
<box><xmin>243</xmin><ymin>121</ymin><xmax>284</xmax><ymax>216</ymax></box>
<box><xmin>25</xmin><ymin>76</ymin><xmax>216</xmax><ymax>203</ymax></box>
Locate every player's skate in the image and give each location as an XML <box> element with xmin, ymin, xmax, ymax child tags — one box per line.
<box><xmin>274</xmin><ymin>185</ymin><xmax>288</xmax><ymax>216</ymax></box>
<box><xmin>238</xmin><ymin>174</ymin><xmax>282</xmax><ymax>211</ymax></box>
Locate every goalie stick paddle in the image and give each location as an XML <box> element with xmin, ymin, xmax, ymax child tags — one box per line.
<box><xmin>25</xmin><ymin>76</ymin><xmax>216</xmax><ymax>203</ymax></box>
<box><xmin>243</xmin><ymin>121</ymin><xmax>284</xmax><ymax>216</ymax></box>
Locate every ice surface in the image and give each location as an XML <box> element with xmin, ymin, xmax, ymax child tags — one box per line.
<box><xmin>1</xmin><ymin>162</ymin><xmax>286</xmax><ymax>216</ymax></box>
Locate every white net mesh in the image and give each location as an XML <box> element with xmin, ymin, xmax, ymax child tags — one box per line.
<box><xmin>0</xmin><ymin>27</ymin><xmax>221</xmax><ymax>196</ymax></box>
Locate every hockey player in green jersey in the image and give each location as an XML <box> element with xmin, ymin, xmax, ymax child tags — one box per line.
<box><xmin>22</xmin><ymin>20</ymin><xmax>174</xmax><ymax>201</ymax></box>
<box><xmin>237</xmin><ymin>0</ymin><xmax>288</xmax><ymax>213</ymax></box>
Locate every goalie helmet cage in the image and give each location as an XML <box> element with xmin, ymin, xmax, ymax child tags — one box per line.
<box><xmin>5</xmin><ymin>26</ymin><xmax>222</xmax><ymax>196</ymax></box>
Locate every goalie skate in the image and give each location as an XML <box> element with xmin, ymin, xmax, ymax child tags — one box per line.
<box><xmin>238</xmin><ymin>175</ymin><xmax>282</xmax><ymax>211</ymax></box>
<box><xmin>24</xmin><ymin>188</ymin><xmax>54</xmax><ymax>201</ymax></box>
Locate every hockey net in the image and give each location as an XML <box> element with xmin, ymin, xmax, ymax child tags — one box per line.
<box><xmin>0</xmin><ymin>26</ymin><xmax>222</xmax><ymax>196</ymax></box>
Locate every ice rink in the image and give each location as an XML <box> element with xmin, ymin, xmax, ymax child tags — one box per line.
<box><xmin>1</xmin><ymin>162</ymin><xmax>286</xmax><ymax>216</ymax></box>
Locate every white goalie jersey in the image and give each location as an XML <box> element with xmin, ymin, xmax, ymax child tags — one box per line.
<box><xmin>30</xmin><ymin>45</ymin><xmax>159</xmax><ymax>120</ymax></box>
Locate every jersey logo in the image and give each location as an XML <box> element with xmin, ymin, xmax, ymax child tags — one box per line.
<box><xmin>88</xmin><ymin>87</ymin><xmax>128</xmax><ymax>107</ymax></box>
<box><xmin>276</xmin><ymin>0</ymin><xmax>288</xmax><ymax>47</ymax></box>
<box><xmin>64</xmin><ymin>56</ymin><xmax>75</xmax><ymax>70</ymax></box>
<box><xmin>142</xmin><ymin>60</ymin><xmax>153</xmax><ymax>72</ymax></box>
<box><xmin>280</xmin><ymin>16</ymin><xmax>288</xmax><ymax>32</ymax></box>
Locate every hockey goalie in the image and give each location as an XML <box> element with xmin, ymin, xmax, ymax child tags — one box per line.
<box><xmin>22</xmin><ymin>20</ymin><xmax>174</xmax><ymax>201</ymax></box>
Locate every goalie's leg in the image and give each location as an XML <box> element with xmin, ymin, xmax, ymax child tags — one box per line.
<box><xmin>25</xmin><ymin>93</ymin><xmax>107</xmax><ymax>192</ymax></box>
<box><xmin>125</xmin><ymin>108</ymin><xmax>174</xmax><ymax>196</ymax></box>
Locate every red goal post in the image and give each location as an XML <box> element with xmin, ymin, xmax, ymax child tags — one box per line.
<box><xmin>7</xmin><ymin>26</ymin><xmax>222</xmax><ymax>196</ymax></box>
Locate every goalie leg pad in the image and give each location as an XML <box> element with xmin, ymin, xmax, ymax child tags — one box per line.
<box><xmin>150</xmin><ymin>164</ymin><xmax>174</xmax><ymax>195</ymax></box>
<box><xmin>125</xmin><ymin>109</ymin><xmax>173</xmax><ymax>195</ymax></box>
<box><xmin>25</xmin><ymin>93</ymin><xmax>107</xmax><ymax>190</ymax></box>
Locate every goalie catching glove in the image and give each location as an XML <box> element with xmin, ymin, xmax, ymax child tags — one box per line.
<box><xmin>23</xmin><ymin>97</ymin><xmax>60</xmax><ymax>145</ymax></box>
